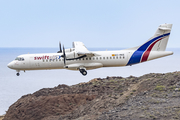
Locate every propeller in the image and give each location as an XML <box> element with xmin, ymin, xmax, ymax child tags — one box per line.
<box><xmin>57</xmin><ymin>42</ymin><xmax>62</xmax><ymax>53</ymax></box>
<box><xmin>63</xmin><ymin>45</ymin><xmax>66</xmax><ymax>66</ymax></box>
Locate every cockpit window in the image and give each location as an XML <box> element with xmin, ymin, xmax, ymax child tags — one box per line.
<box><xmin>15</xmin><ymin>57</ymin><xmax>25</xmax><ymax>61</ymax></box>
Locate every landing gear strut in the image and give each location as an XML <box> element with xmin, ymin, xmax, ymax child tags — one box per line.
<box><xmin>79</xmin><ymin>69</ymin><xmax>87</xmax><ymax>76</ymax></box>
<box><xmin>16</xmin><ymin>73</ymin><xmax>20</xmax><ymax>76</ymax></box>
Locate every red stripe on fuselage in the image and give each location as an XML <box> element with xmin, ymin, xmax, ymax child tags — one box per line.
<box><xmin>141</xmin><ymin>37</ymin><xmax>164</xmax><ymax>62</ymax></box>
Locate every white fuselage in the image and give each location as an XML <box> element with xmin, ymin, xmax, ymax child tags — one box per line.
<box><xmin>7</xmin><ymin>24</ymin><xmax>174</xmax><ymax>76</ymax></box>
<box><xmin>7</xmin><ymin>50</ymin><xmax>129</xmax><ymax>71</ymax></box>
<box><xmin>7</xmin><ymin>49</ymin><xmax>173</xmax><ymax>71</ymax></box>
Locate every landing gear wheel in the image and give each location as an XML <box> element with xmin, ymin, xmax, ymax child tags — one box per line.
<box><xmin>82</xmin><ymin>71</ymin><xmax>87</xmax><ymax>76</ymax></box>
<box><xmin>79</xmin><ymin>69</ymin><xmax>87</xmax><ymax>76</ymax></box>
<box><xmin>16</xmin><ymin>73</ymin><xmax>20</xmax><ymax>76</ymax></box>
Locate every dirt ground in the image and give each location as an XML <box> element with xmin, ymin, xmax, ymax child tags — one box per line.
<box><xmin>0</xmin><ymin>115</ymin><xmax>4</xmax><ymax>120</ymax></box>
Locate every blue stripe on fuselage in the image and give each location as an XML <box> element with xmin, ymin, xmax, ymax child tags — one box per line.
<box><xmin>127</xmin><ymin>33</ymin><xmax>170</xmax><ymax>65</ymax></box>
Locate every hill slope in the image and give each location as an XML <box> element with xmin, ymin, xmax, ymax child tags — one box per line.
<box><xmin>3</xmin><ymin>71</ymin><xmax>180</xmax><ymax>120</ymax></box>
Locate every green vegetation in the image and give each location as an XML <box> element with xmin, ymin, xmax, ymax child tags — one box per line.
<box><xmin>149</xmin><ymin>99</ymin><xmax>160</xmax><ymax>104</ymax></box>
<box><xmin>120</xmin><ymin>93</ymin><xmax>123</xmax><ymax>96</ymax></box>
<box><xmin>173</xmin><ymin>115</ymin><xmax>179</xmax><ymax>119</ymax></box>
<box><xmin>132</xmin><ymin>89</ymin><xmax>136</xmax><ymax>92</ymax></box>
<box><xmin>114</xmin><ymin>87</ymin><xmax>121</xmax><ymax>91</ymax></box>
<box><xmin>168</xmin><ymin>86</ymin><xmax>176</xmax><ymax>90</ymax></box>
<box><xmin>149</xmin><ymin>114</ymin><xmax>157</xmax><ymax>119</ymax></box>
<box><xmin>154</xmin><ymin>85</ymin><xmax>165</xmax><ymax>91</ymax></box>
<box><xmin>56</xmin><ymin>104</ymin><xmax>60</xmax><ymax>107</ymax></box>
<box><xmin>56</xmin><ymin>113</ymin><xmax>60</xmax><ymax>115</ymax></box>
<box><xmin>151</xmin><ymin>93</ymin><xmax>158</xmax><ymax>97</ymax></box>
<box><xmin>110</xmin><ymin>80</ymin><xmax>115</xmax><ymax>83</ymax></box>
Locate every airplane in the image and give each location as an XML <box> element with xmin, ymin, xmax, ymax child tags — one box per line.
<box><xmin>7</xmin><ymin>23</ymin><xmax>173</xmax><ymax>76</ymax></box>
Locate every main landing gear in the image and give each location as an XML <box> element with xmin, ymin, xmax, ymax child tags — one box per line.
<box><xmin>79</xmin><ymin>69</ymin><xmax>87</xmax><ymax>76</ymax></box>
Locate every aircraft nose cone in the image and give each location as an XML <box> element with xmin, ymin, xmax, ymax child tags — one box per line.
<box><xmin>7</xmin><ymin>62</ymin><xmax>13</xmax><ymax>69</ymax></box>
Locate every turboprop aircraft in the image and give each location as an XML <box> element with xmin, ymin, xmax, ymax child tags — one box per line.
<box><xmin>7</xmin><ymin>24</ymin><xmax>173</xmax><ymax>76</ymax></box>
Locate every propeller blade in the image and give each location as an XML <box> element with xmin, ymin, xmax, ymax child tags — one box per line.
<box><xmin>63</xmin><ymin>45</ymin><xmax>66</xmax><ymax>65</ymax></box>
<box><xmin>59</xmin><ymin>42</ymin><xmax>62</xmax><ymax>53</ymax></box>
<box><xmin>57</xmin><ymin>42</ymin><xmax>62</xmax><ymax>53</ymax></box>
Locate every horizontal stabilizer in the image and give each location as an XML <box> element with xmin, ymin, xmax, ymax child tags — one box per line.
<box><xmin>148</xmin><ymin>51</ymin><xmax>173</xmax><ymax>61</ymax></box>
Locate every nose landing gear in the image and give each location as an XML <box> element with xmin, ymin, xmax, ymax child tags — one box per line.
<box><xmin>16</xmin><ymin>70</ymin><xmax>20</xmax><ymax>76</ymax></box>
<box><xmin>16</xmin><ymin>73</ymin><xmax>20</xmax><ymax>76</ymax></box>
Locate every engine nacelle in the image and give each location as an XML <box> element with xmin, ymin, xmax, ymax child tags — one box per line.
<box><xmin>66</xmin><ymin>51</ymin><xmax>79</xmax><ymax>59</ymax></box>
<box><xmin>65</xmin><ymin>48</ymin><xmax>75</xmax><ymax>53</ymax></box>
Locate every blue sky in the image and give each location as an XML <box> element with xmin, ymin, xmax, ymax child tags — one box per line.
<box><xmin>0</xmin><ymin>0</ymin><xmax>180</xmax><ymax>48</ymax></box>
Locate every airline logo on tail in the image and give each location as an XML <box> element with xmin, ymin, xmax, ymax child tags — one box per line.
<box><xmin>127</xmin><ymin>33</ymin><xmax>170</xmax><ymax>65</ymax></box>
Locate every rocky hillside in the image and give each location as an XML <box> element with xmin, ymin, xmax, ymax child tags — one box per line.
<box><xmin>3</xmin><ymin>71</ymin><xmax>180</xmax><ymax>120</ymax></box>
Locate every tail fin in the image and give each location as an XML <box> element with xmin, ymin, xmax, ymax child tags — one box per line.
<box><xmin>128</xmin><ymin>24</ymin><xmax>172</xmax><ymax>51</ymax></box>
<box><xmin>127</xmin><ymin>24</ymin><xmax>173</xmax><ymax>65</ymax></box>
<box><xmin>150</xmin><ymin>24</ymin><xmax>172</xmax><ymax>51</ymax></box>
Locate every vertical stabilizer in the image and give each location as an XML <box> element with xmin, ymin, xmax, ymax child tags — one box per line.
<box><xmin>127</xmin><ymin>24</ymin><xmax>173</xmax><ymax>65</ymax></box>
<box><xmin>151</xmin><ymin>24</ymin><xmax>172</xmax><ymax>51</ymax></box>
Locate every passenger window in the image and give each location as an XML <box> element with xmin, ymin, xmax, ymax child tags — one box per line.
<box><xmin>96</xmin><ymin>57</ymin><xmax>98</xmax><ymax>60</ymax></box>
<box><xmin>107</xmin><ymin>57</ymin><xmax>108</xmax><ymax>59</ymax></box>
<box><xmin>86</xmin><ymin>58</ymin><xmax>88</xmax><ymax>60</ymax></box>
<box><xmin>110</xmin><ymin>57</ymin><xmax>112</xmax><ymax>59</ymax></box>
<box><xmin>103</xmin><ymin>57</ymin><xmax>105</xmax><ymax>59</ymax></box>
<box><xmin>89</xmin><ymin>58</ymin><xmax>91</xmax><ymax>60</ymax></box>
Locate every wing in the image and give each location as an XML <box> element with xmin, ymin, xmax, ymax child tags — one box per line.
<box><xmin>73</xmin><ymin>41</ymin><xmax>98</xmax><ymax>57</ymax></box>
